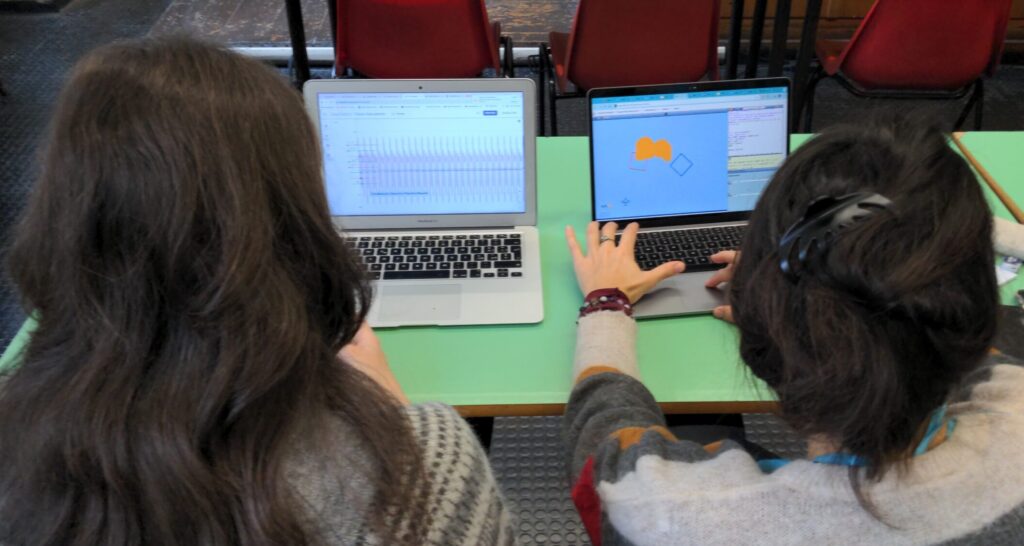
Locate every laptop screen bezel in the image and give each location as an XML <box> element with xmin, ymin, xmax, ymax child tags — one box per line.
<box><xmin>587</xmin><ymin>78</ymin><xmax>791</xmax><ymax>228</ymax></box>
<box><xmin>303</xmin><ymin>78</ymin><xmax>538</xmax><ymax>230</ymax></box>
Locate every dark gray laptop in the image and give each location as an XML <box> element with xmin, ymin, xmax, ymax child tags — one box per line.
<box><xmin>588</xmin><ymin>78</ymin><xmax>790</xmax><ymax>317</ymax></box>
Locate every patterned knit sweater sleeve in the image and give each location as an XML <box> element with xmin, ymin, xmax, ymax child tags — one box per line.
<box><xmin>564</xmin><ymin>310</ymin><xmax>1024</xmax><ymax>546</ymax></box>
<box><xmin>288</xmin><ymin>403</ymin><xmax>515</xmax><ymax>546</ymax></box>
<box><xmin>404</xmin><ymin>403</ymin><xmax>517</xmax><ymax>546</ymax></box>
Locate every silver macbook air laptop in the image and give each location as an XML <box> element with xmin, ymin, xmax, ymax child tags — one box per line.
<box><xmin>304</xmin><ymin>79</ymin><xmax>543</xmax><ymax>327</ymax></box>
<box><xmin>588</xmin><ymin>78</ymin><xmax>790</xmax><ymax>318</ymax></box>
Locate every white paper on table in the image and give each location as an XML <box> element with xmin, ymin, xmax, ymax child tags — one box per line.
<box><xmin>997</xmin><ymin>266</ymin><xmax>1018</xmax><ymax>286</ymax></box>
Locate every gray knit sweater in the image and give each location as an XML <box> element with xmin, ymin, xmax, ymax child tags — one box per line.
<box><xmin>288</xmin><ymin>402</ymin><xmax>516</xmax><ymax>545</ymax></box>
<box><xmin>565</xmin><ymin>311</ymin><xmax>1024</xmax><ymax>545</ymax></box>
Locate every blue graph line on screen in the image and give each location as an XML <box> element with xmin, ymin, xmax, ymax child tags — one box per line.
<box><xmin>351</xmin><ymin>135</ymin><xmax>525</xmax><ymax>210</ymax></box>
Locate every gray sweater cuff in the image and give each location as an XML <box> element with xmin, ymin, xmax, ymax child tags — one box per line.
<box><xmin>573</xmin><ymin>311</ymin><xmax>639</xmax><ymax>382</ymax></box>
<box><xmin>994</xmin><ymin>217</ymin><xmax>1024</xmax><ymax>259</ymax></box>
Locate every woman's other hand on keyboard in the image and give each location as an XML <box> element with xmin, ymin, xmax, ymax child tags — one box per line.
<box><xmin>705</xmin><ymin>251</ymin><xmax>737</xmax><ymax>323</ymax></box>
<box><xmin>565</xmin><ymin>221</ymin><xmax>685</xmax><ymax>304</ymax></box>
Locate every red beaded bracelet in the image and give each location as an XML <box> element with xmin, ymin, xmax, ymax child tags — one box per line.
<box><xmin>578</xmin><ymin>288</ymin><xmax>634</xmax><ymax>319</ymax></box>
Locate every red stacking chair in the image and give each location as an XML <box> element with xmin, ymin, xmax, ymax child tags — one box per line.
<box><xmin>333</xmin><ymin>0</ymin><xmax>512</xmax><ymax>78</ymax></box>
<box><xmin>802</xmin><ymin>0</ymin><xmax>1011</xmax><ymax>131</ymax></box>
<box><xmin>541</xmin><ymin>0</ymin><xmax>720</xmax><ymax>135</ymax></box>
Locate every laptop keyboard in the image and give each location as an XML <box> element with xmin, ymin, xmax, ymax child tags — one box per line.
<box><xmin>348</xmin><ymin>233</ymin><xmax>524</xmax><ymax>281</ymax></box>
<box><xmin>623</xmin><ymin>225</ymin><xmax>745</xmax><ymax>273</ymax></box>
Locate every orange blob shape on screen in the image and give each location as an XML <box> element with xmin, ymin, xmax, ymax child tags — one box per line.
<box><xmin>634</xmin><ymin>136</ymin><xmax>673</xmax><ymax>162</ymax></box>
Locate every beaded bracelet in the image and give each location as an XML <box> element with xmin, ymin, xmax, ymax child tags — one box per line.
<box><xmin>578</xmin><ymin>288</ymin><xmax>634</xmax><ymax>319</ymax></box>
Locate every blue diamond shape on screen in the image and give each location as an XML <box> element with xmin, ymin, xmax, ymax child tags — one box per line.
<box><xmin>670</xmin><ymin>153</ymin><xmax>693</xmax><ymax>177</ymax></box>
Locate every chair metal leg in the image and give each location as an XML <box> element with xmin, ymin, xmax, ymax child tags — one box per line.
<box><xmin>503</xmin><ymin>36</ymin><xmax>515</xmax><ymax>77</ymax></box>
<box><xmin>726</xmin><ymin>0</ymin><xmax>745</xmax><ymax>80</ymax></box>
<box><xmin>953</xmin><ymin>79</ymin><xmax>983</xmax><ymax>132</ymax></box>
<box><xmin>284</xmin><ymin>0</ymin><xmax>311</xmax><ymax>87</ymax></box>
<box><xmin>768</xmin><ymin>0</ymin><xmax>792</xmax><ymax>77</ymax></box>
<box><xmin>974</xmin><ymin>79</ymin><xmax>984</xmax><ymax>131</ymax></box>
<box><xmin>538</xmin><ymin>43</ymin><xmax>548</xmax><ymax>136</ymax></box>
<box><xmin>791</xmin><ymin>0</ymin><xmax>823</xmax><ymax>129</ymax></box>
<box><xmin>800</xmin><ymin>65</ymin><xmax>824</xmax><ymax>132</ymax></box>
<box><xmin>550</xmin><ymin>82</ymin><xmax>560</xmax><ymax>136</ymax></box>
<box><xmin>745</xmin><ymin>0</ymin><xmax>768</xmax><ymax>79</ymax></box>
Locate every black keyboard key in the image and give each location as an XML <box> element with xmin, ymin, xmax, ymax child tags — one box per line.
<box><xmin>426</xmin><ymin>262</ymin><xmax>438</xmax><ymax>270</ymax></box>
<box><xmin>384</xmin><ymin>270</ymin><xmax>451</xmax><ymax>280</ymax></box>
<box><xmin>439</xmin><ymin>263</ymin><xmax>451</xmax><ymax>270</ymax></box>
<box><xmin>494</xmin><ymin>260</ymin><xmax>521</xmax><ymax>268</ymax></box>
<box><xmin>370</xmin><ymin>264</ymin><xmax>382</xmax><ymax>271</ymax></box>
<box><xmin>416</xmin><ymin>248</ymin><xmax>429</xmax><ymax>254</ymax></box>
<box><xmin>481</xmin><ymin>261</ymin><xmax>492</xmax><ymax>269</ymax></box>
<box><xmin>412</xmin><ymin>263</ymin><xmax>424</xmax><ymax>270</ymax></box>
<box><xmin>484</xmin><ymin>273</ymin><xmax>495</xmax><ymax>278</ymax></box>
<box><xmin>470</xmin><ymin>270</ymin><xmax>482</xmax><ymax>278</ymax></box>
<box><xmin>467</xmin><ymin>262</ymin><xmax>479</xmax><ymax>269</ymax></box>
<box><xmin>385</xmin><ymin>263</ymin><xmax>396</xmax><ymax>271</ymax></box>
<box><xmin>453</xmin><ymin>262</ymin><xmax>465</xmax><ymax>269</ymax></box>
<box><xmin>511</xmin><ymin>272</ymin><xmax>522</xmax><ymax>277</ymax></box>
<box><xmin>369</xmin><ymin>272</ymin><xmax>381</xmax><ymax>280</ymax></box>
<box><xmin>398</xmin><ymin>263</ymin><xmax>410</xmax><ymax>271</ymax></box>
<box><xmin>497</xmin><ymin>269</ymin><xmax>509</xmax><ymax>277</ymax></box>
<box><xmin>453</xmin><ymin>270</ymin><xmax>468</xmax><ymax>278</ymax></box>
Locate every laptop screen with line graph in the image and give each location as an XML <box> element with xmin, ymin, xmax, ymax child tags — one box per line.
<box><xmin>317</xmin><ymin>91</ymin><xmax>527</xmax><ymax>217</ymax></box>
<box><xmin>590</xmin><ymin>85</ymin><xmax>788</xmax><ymax>222</ymax></box>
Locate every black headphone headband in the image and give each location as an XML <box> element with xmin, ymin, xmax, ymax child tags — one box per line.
<box><xmin>778</xmin><ymin>192</ymin><xmax>893</xmax><ymax>282</ymax></box>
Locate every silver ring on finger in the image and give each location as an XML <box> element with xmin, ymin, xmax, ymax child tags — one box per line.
<box><xmin>599</xmin><ymin>235</ymin><xmax>614</xmax><ymax>244</ymax></box>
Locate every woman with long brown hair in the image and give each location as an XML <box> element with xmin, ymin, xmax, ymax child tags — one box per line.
<box><xmin>0</xmin><ymin>37</ymin><xmax>513</xmax><ymax>545</ymax></box>
<box><xmin>562</xmin><ymin>115</ymin><xmax>1024</xmax><ymax>544</ymax></box>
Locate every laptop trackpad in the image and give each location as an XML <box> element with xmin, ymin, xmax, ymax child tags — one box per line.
<box><xmin>378</xmin><ymin>284</ymin><xmax>462</xmax><ymax>323</ymax></box>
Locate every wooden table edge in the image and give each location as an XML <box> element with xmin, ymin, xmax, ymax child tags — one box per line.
<box><xmin>454</xmin><ymin>401</ymin><xmax>780</xmax><ymax>418</ymax></box>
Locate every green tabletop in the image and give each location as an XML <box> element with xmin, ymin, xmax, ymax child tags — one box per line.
<box><xmin>956</xmin><ymin>132</ymin><xmax>1024</xmax><ymax>305</ymax></box>
<box><xmin>3</xmin><ymin>134</ymin><xmax>1022</xmax><ymax>412</ymax></box>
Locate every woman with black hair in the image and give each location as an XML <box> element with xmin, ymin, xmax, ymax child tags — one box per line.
<box><xmin>0</xmin><ymin>38</ymin><xmax>513</xmax><ymax>545</ymax></box>
<box><xmin>563</xmin><ymin>115</ymin><xmax>1024</xmax><ymax>545</ymax></box>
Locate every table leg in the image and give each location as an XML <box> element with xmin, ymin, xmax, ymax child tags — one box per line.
<box><xmin>768</xmin><ymin>0</ymin><xmax>792</xmax><ymax>76</ymax></box>
<box><xmin>285</xmin><ymin>0</ymin><xmax>311</xmax><ymax>87</ymax></box>
<box><xmin>791</xmin><ymin>0</ymin><xmax>823</xmax><ymax>130</ymax></box>
<box><xmin>744</xmin><ymin>0</ymin><xmax>768</xmax><ymax>79</ymax></box>
<box><xmin>726</xmin><ymin>0</ymin><xmax>745</xmax><ymax>80</ymax></box>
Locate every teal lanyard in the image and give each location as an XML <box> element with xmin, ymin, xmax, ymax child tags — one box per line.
<box><xmin>757</xmin><ymin>404</ymin><xmax>956</xmax><ymax>473</ymax></box>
